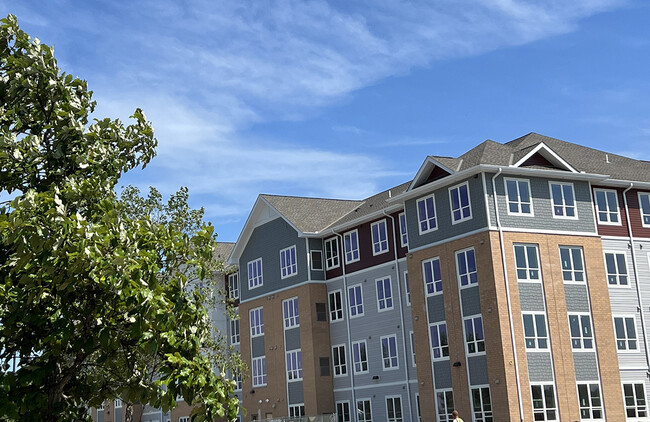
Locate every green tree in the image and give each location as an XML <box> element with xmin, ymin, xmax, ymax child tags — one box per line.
<box><xmin>0</xmin><ymin>14</ymin><xmax>239</xmax><ymax>422</ymax></box>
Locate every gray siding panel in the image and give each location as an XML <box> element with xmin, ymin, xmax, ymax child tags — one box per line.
<box><xmin>427</xmin><ymin>294</ymin><xmax>446</xmax><ymax>323</ymax></box>
<box><xmin>114</xmin><ymin>408</ymin><xmax>122</xmax><ymax>422</ymax></box>
<box><xmin>252</xmin><ymin>336</ymin><xmax>265</xmax><ymax>358</ymax></box>
<box><xmin>564</xmin><ymin>284</ymin><xmax>590</xmax><ymax>313</ymax></box>
<box><xmin>287</xmin><ymin>381</ymin><xmax>304</xmax><ymax>404</ymax></box>
<box><xmin>433</xmin><ymin>360</ymin><xmax>452</xmax><ymax>389</ymax></box>
<box><xmin>461</xmin><ymin>286</ymin><xmax>481</xmax><ymax>316</ymax></box>
<box><xmin>518</xmin><ymin>282</ymin><xmax>545</xmax><ymax>312</ymax></box>
<box><xmin>527</xmin><ymin>352</ymin><xmax>554</xmax><ymax>382</ymax></box>
<box><xmin>467</xmin><ymin>355</ymin><xmax>489</xmax><ymax>386</ymax></box>
<box><xmin>97</xmin><ymin>411</ymin><xmax>104</xmax><ymax>422</ymax></box>
<box><xmin>573</xmin><ymin>352</ymin><xmax>599</xmax><ymax>381</ymax></box>
<box><xmin>285</xmin><ymin>328</ymin><xmax>301</xmax><ymax>351</ymax></box>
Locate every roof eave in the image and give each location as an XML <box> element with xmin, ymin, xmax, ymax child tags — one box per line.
<box><xmin>319</xmin><ymin>203</ymin><xmax>405</xmax><ymax>236</ymax></box>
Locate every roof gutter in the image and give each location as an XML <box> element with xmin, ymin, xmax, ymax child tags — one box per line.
<box><xmin>316</xmin><ymin>203</ymin><xmax>404</xmax><ymax>237</ymax></box>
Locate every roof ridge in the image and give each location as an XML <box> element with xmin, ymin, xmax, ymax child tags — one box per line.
<box><xmin>261</xmin><ymin>193</ymin><xmax>363</xmax><ymax>203</ymax></box>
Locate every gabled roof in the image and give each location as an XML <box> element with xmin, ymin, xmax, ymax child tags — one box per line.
<box><xmin>214</xmin><ymin>242</ymin><xmax>236</xmax><ymax>271</ymax></box>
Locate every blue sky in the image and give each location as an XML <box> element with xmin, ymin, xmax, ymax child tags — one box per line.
<box><xmin>3</xmin><ymin>0</ymin><xmax>650</xmax><ymax>242</ymax></box>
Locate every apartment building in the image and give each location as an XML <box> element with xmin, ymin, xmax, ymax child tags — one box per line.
<box><xmin>229</xmin><ymin>133</ymin><xmax>650</xmax><ymax>421</ymax></box>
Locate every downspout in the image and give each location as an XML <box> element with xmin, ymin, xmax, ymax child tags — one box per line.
<box><xmin>383</xmin><ymin>210</ymin><xmax>414</xmax><ymax>422</ymax></box>
<box><xmin>622</xmin><ymin>183</ymin><xmax>650</xmax><ymax>369</ymax></box>
<box><xmin>332</xmin><ymin>230</ymin><xmax>357</xmax><ymax>414</ymax></box>
<box><xmin>491</xmin><ymin>169</ymin><xmax>524</xmax><ymax>421</ymax></box>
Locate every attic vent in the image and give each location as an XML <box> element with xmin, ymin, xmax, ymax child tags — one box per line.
<box><xmin>606</xmin><ymin>154</ymin><xmax>610</xmax><ymax>163</ymax></box>
<box><xmin>389</xmin><ymin>190</ymin><xmax>392</xmax><ymax>198</ymax></box>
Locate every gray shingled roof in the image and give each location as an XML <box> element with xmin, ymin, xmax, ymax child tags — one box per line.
<box><xmin>430</xmin><ymin>156</ymin><xmax>462</xmax><ymax>172</ymax></box>
<box><xmin>214</xmin><ymin>242</ymin><xmax>236</xmax><ymax>270</ymax></box>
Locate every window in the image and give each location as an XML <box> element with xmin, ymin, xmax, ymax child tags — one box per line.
<box><xmin>228</xmin><ymin>273</ymin><xmax>239</xmax><ymax>300</ymax></box>
<box><xmin>450</xmin><ymin>182</ymin><xmax>472</xmax><ymax>223</ymax></box>
<box><xmin>471</xmin><ymin>386</ymin><xmax>493</xmax><ymax>422</ymax></box>
<box><xmin>417</xmin><ymin>194</ymin><xmax>437</xmax><ymax>234</ymax></box>
<box><xmin>320</xmin><ymin>357</ymin><xmax>330</xmax><ymax>376</ymax></box>
<box><xmin>381</xmin><ymin>335</ymin><xmax>399</xmax><ymax>369</ymax></box>
<box><xmin>505</xmin><ymin>178</ymin><xmax>532</xmax><ymax>215</ymax></box>
<box><xmin>386</xmin><ymin>396</ymin><xmax>403</xmax><ymax>422</ymax></box>
<box><xmin>286</xmin><ymin>350</ymin><xmax>303</xmax><ymax>381</ymax></box>
<box><xmin>456</xmin><ymin>248</ymin><xmax>478</xmax><ymax>287</ymax></box>
<box><xmin>325</xmin><ymin>237</ymin><xmax>340</xmax><ymax>269</ymax></box>
<box><xmin>332</xmin><ymin>345</ymin><xmax>347</xmax><ymax>376</ymax></box>
<box><xmin>179</xmin><ymin>418</ymin><xmax>189</xmax><ymax>422</ymax></box>
<box><xmin>569</xmin><ymin>313</ymin><xmax>593</xmax><ymax>349</ymax></box>
<box><xmin>594</xmin><ymin>189</ymin><xmax>620</xmax><ymax>224</ymax></box>
<box><xmin>605</xmin><ymin>252</ymin><xmax>628</xmax><ymax>286</ymax></box>
<box><xmin>430</xmin><ymin>322</ymin><xmax>449</xmax><ymax>360</ymax></box>
<box><xmin>514</xmin><ymin>244</ymin><xmax>540</xmax><ymax>282</ymax></box>
<box><xmin>234</xmin><ymin>372</ymin><xmax>242</xmax><ymax>391</ymax></box>
<box><xmin>250</xmin><ymin>307</ymin><xmax>264</xmax><ymax>337</ymax></box>
<box><xmin>550</xmin><ymin>181</ymin><xmax>577</xmax><ymax>218</ymax></box>
<box><xmin>436</xmin><ymin>389</ymin><xmax>455</xmax><ymax>422</ymax></box>
<box><xmin>329</xmin><ymin>290</ymin><xmax>344</xmax><ymax>322</ymax></box>
<box><xmin>614</xmin><ymin>316</ymin><xmax>638</xmax><ymax>351</ymax></box>
<box><xmin>348</xmin><ymin>285</ymin><xmax>364</xmax><ymax>318</ymax></box>
<box><xmin>230</xmin><ymin>317</ymin><xmax>240</xmax><ymax>344</ymax></box>
<box><xmin>531</xmin><ymin>384</ymin><xmax>557</xmax><ymax>421</ymax></box>
<box><xmin>352</xmin><ymin>340</ymin><xmax>368</xmax><ymax>374</ymax></box>
<box><xmin>560</xmin><ymin>246</ymin><xmax>586</xmax><ymax>283</ymax></box>
<box><xmin>399</xmin><ymin>212</ymin><xmax>408</xmax><ymax>247</ymax></box>
<box><xmin>316</xmin><ymin>302</ymin><xmax>327</xmax><ymax>321</ymax></box>
<box><xmin>357</xmin><ymin>399</ymin><xmax>372</xmax><ymax>422</ymax></box>
<box><xmin>280</xmin><ymin>245</ymin><xmax>297</xmax><ymax>278</ymax></box>
<box><xmin>371</xmin><ymin>220</ymin><xmax>389</xmax><ymax>255</ymax></box>
<box><xmin>464</xmin><ymin>315</ymin><xmax>485</xmax><ymax>354</ymax></box>
<box><xmin>522</xmin><ymin>313</ymin><xmax>548</xmax><ymax>349</ymax></box>
<box><xmin>344</xmin><ymin>230</ymin><xmax>360</xmax><ymax>263</ymax></box>
<box><xmin>337</xmin><ymin>401</ymin><xmax>351</xmax><ymax>422</ymax></box>
<box><xmin>578</xmin><ymin>383</ymin><xmax>603</xmax><ymax>420</ymax></box>
<box><xmin>114</xmin><ymin>399</ymin><xmax>122</xmax><ymax>408</ymax></box>
<box><xmin>404</xmin><ymin>271</ymin><xmax>410</xmax><ymax>306</ymax></box>
<box><xmin>376</xmin><ymin>276</ymin><xmax>393</xmax><ymax>311</ymax></box>
<box><xmin>623</xmin><ymin>382</ymin><xmax>647</xmax><ymax>419</ymax></box>
<box><xmin>639</xmin><ymin>192</ymin><xmax>650</xmax><ymax>227</ymax></box>
<box><xmin>248</xmin><ymin>258</ymin><xmax>263</xmax><ymax>289</ymax></box>
<box><xmin>289</xmin><ymin>404</ymin><xmax>305</xmax><ymax>418</ymax></box>
<box><xmin>252</xmin><ymin>356</ymin><xmax>267</xmax><ymax>387</ymax></box>
<box><xmin>283</xmin><ymin>297</ymin><xmax>299</xmax><ymax>329</ymax></box>
<box><xmin>410</xmin><ymin>331</ymin><xmax>416</xmax><ymax>366</ymax></box>
<box><xmin>416</xmin><ymin>395</ymin><xmax>421</xmax><ymax>422</ymax></box>
<box><xmin>423</xmin><ymin>257</ymin><xmax>442</xmax><ymax>295</ymax></box>
<box><xmin>311</xmin><ymin>250</ymin><xmax>323</xmax><ymax>271</ymax></box>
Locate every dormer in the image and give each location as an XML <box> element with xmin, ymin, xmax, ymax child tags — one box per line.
<box><xmin>408</xmin><ymin>156</ymin><xmax>459</xmax><ymax>191</ymax></box>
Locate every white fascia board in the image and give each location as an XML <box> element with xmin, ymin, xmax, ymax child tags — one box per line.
<box><xmin>318</xmin><ymin>203</ymin><xmax>404</xmax><ymax>237</ymax></box>
<box><xmin>408</xmin><ymin>157</ymin><xmax>456</xmax><ymax>191</ymax></box>
<box><xmin>511</xmin><ymin>142</ymin><xmax>578</xmax><ymax>172</ymax></box>
<box><xmin>599</xmin><ymin>179</ymin><xmax>650</xmax><ymax>189</ymax></box>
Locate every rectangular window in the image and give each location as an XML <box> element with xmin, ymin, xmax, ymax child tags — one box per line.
<box><xmin>430</xmin><ymin>322</ymin><xmax>449</xmax><ymax>360</ymax></box>
<box><xmin>623</xmin><ymin>382</ymin><xmax>647</xmax><ymax>419</ymax></box>
<box><xmin>332</xmin><ymin>345</ymin><xmax>347</xmax><ymax>376</ymax></box>
<box><xmin>352</xmin><ymin>340</ymin><xmax>368</xmax><ymax>374</ymax></box>
<box><xmin>230</xmin><ymin>317</ymin><xmax>240</xmax><ymax>344</ymax></box>
<box><xmin>423</xmin><ymin>257</ymin><xmax>443</xmax><ymax>295</ymax></box>
<box><xmin>250</xmin><ymin>307</ymin><xmax>264</xmax><ymax>337</ymax></box>
<box><xmin>550</xmin><ymin>181</ymin><xmax>577</xmax><ymax>218</ymax></box>
<box><xmin>505</xmin><ymin>178</ymin><xmax>532</xmax><ymax>215</ymax></box>
<box><xmin>283</xmin><ymin>297</ymin><xmax>299</xmax><ymax>329</ymax></box>
<box><xmin>471</xmin><ymin>386</ymin><xmax>493</xmax><ymax>422</ymax></box>
<box><xmin>578</xmin><ymin>383</ymin><xmax>603</xmax><ymax>420</ymax></box>
<box><xmin>456</xmin><ymin>248</ymin><xmax>478</xmax><ymax>288</ymax></box>
<box><xmin>280</xmin><ymin>245</ymin><xmax>297</xmax><ymax>279</ymax></box>
<box><xmin>639</xmin><ymin>192</ymin><xmax>650</xmax><ymax>227</ymax></box>
<box><xmin>614</xmin><ymin>316</ymin><xmax>638</xmax><ymax>351</ymax></box>
<box><xmin>228</xmin><ymin>273</ymin><xmax>239</xmax><ymax>300</ymax></box>
<box><xmin>337</xmin><ymin>401</ymin><xmax>351</xmax><ymax>422</ymax></box>
<box><xmin>417</xmin><ymin>395</ymin><xmax>421</xmax><ymax>422</ymax></box>
<box><xmin>371</xmin><ymin>220</ymin><xmax>389</xmax><ymax>255</ymax></box>
<box><xmin>329</xmin><ymin>290</ymin><xmax>344</xmax><ymax>322</ymax></box>
<box><xmin>386</xmin><ymin>396</ymin><xmax>403</xmax><ymax>422</ymax></box>
<box><xmin>514</xmin><ymin>244</ymin><xmax>541</xmax><ymax>282</ymax></box>
<box><xmin>234</xmin><ymin>371</ymin><xmax>242</xmax><ymax>391</ymax></box>
<box><xmin>179</xmin><ymin>417</ymin><xmax>189</xmax><ymax>422</ymax></box>
<box><xmin>464</xmin><ymin>315</ymin><xmax>485</xmax><ymax>355</ymax></box>
<box><xmin>252</xmin><ymin>356</ymin><xmax>267</xmax><ymax>387</ymax></box>
<box><xmin>450</xmin><ymin>182</ymin><xmax>472</xmax><ymax>223</ymax></box>
<box><xmin>316</xmin><ymin>302</ymin><xmax>327</xmax><ymax>321</ymax></box>
<box><xmin>311</xmin><ymin>250</ymin><xmax>323</xmax><ymax>271</ymax></box>
<box><xmin>381</xmin><ymin>335</ymin><xmax>399</xmax><ymax>370</ymax></box>
<box><xmin>376</xmin><ymin>276</ymin><xmax>393</xmax><ymax>311</ymax></box>
<box><xmin>410</xmin><ymin>331</ymin><xmax>416</xmax><ymax>367</ymax></box>
<box><xmin>348</xmin><ymin>285</ymin><xmax>364</xmax><ymax>318</ymax></box>
<box><xmin>114</xmin><ymin>399</ymin><xmax>122</xmax><ymax>408</ymax></box>
<box><xmin>325</xmin><ymin>237</ymin><xmax>340</xmax><ymax>269</ymax></box>
<box><xmin>560</xmin><ymin>246</ymin><xmax>586</xmax><ymax>283</ymax></box>
<box><xmin>523</xmin><ymin>313</ymin><xmax>548</xmax><ymax>349</ymax></box>
<box><xmin>404</xmin><ymin>271</ymin><xmax>410</xmax><ymax>306</ymax></box>
<box><xmin>289</xmin><ymin>404</ymin><xmax>305</xmax><ymax>418</ymax></box>
<box><xmin>344</xmin><ymin>230</ymin><xmax>360</xmax><ymax>264</ymax></box>
<box><xmin>320</xmin><ymin>357</ymin><xmax>330</xmax><ymax>376</ymax></box>
<box><xmin>594</xmin><ymin>188</ymin><xmax>620</xmax><ymax>224</ymax></box>
<box><xmin>436</xmin><ymin>389</ymin><xmax>455</xmax><ymax>422</ymax></box>
<box><xmin>605</xmin><ymin>252</ymin><xmax>628</xmax><ymax>286</ymax></box>
<box><xmin>357</xmin><ymin>399</ymin><xmax>372</xmax><ymax>422</ymax></box>
<box><xmin>569</xmin><ymin>313</ymin><xmax>593</xmax><ymax>349</ymax></box>
<box><xmin>286</xmin><ymin>350</ymin><xmax>303</xmax><ymax>381</ymax></box>
<box><xmin>531</xmin><ymin>384</ymin><xmax>557</xmax><ymax>421</ymax></box>
<box><xmin>248</xmin><ymin>258</ymin><xmax>263</xmax><ymax>289</ymax></box>
<box><xmin>399</xmin><ymin>212</ymin><xmax>408</xmax><ymax>247</ymax></box>
<box><xmin>417</xmin><ymin>194</ymin><xmax>437</xmax><ymax>234</ymax></box>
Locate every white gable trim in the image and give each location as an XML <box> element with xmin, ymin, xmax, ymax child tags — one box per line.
<box><xmin>408</xmin><ymin>157</ymin><xmax>455</xmax><ymax>191</ymax></box>
<box><xmin>511</xmin><ymin>142</ymin><xmax>577</xmax><ymax>172</ymax></box>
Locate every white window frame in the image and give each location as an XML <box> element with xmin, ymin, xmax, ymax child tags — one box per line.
<box><xmin>380</xmin><ymin>335</ymin><xmax>399</xmax><ymax>370</ymax></box>
<box><xmin>505</xmin><ymin>177</ymin><xmax>533</xmax><ymax>216</ymax></box>
<box><xmin>352</xmin><ymin>340</ymin><xmax>369</xmax><ymax>374</ymax></box>
<box><xmin>423</xmin><ymin>256</ymin><xmax>443</xmax><ymax>296</ymax></box>
<box><xmin>329</xmin><ymin>289</ymin><xmax>344</xmax><ymax>322</ymax></box>
<box><xmin>343</xmin><ymin>229</ymin><xmax>360</xmax><ymax>264</ymax></box>
<box><xmin>430</xmin><ymin>321</ymin><xmax>449</xmax><ymax>361</ymax></box>
<box><xmin>404</xmin><ymin>271</ymin><xmax>410</xmax><ymax>306</ymax></box>
<box><xmin>410</xmin><ymin>331</ymin><xmax>416</xmax><ymax>367</ymax></box>
<box><xmin>514</xmin><ymin>244</ymin><xmax>541</xmax><ymax>282</ymax></box>
<box><xmin>179</xmin><ymin>417</ymin><xmax>189</xmax><ymax>422</ymax></box>
<box><xmin>549</xmin><ymin>181</ymin><xmax>578</xmax><ymax>219</ymax></box>
<box><xmin>286</xmin><ymin>349</ymin><xmax>303</xmax><ymax>381</ymax></box>
<box><xmin>228</xmin><ymin>272</ymin><xmax>239</xmax><ymax>300</ymax></box>
<box><xmin>310</xmin><ymin>250</ymin><xmax>323</xmax><ymax>271</ymax></box>
<box><xmin>289</xmin><ymin>404</ymin><xmax>305</xmax><ymax>418</ymax></box>
<box><xmin>250</xmin><ymin>307</ymin><xmax>264</xmax><ymax>337</ymax></box>
<box><xmin>336</xmin><ymin>401</ymin><xmax>351</xmax><ymax>422</ymax></box>
<box><xmin>376</xmin><ymin>276</ymin><xmax>393</xmax><ymax>312</ymax></box>
<box><xmin>234</xmin><ymin>371</ymin><xmax>242</xmax><ymax>391</ymax></box>
<box><xmin>638</xmin><ymin>192</ymin><xmax>650</xmax><ymax>228</ymax></box>
<box><xmin>522</xmin><ymin>312</ymin><xmax>549</xmax><ymax>350</ymax></box>
<box><xmin>332</xmin><ymin>344</ymin><xmax>347</xmax><ymax>377</ymax></box>
<box><xmin>230</xmin><ymin>316</ymin><xmax>240</xmax><ymax>345</ymax></box>
<box><xmin>371</xmin><ymin>219</ymin><xmax>389</xmax><ymax>256</ymax></box>
<box><xmin>613</xmin><ymin>315</ymin><xmax>638</xmax><ymax>352</ymax></box>
<box><xmin>449</xmin><ymin>181</ymin><xmax>472</xmax><ymax>224</ymax></box>
<box><xmin>252</xmin><ymin>356</ymin><xmax>267</xmax><ymax>387</ymax></box>
<box><xmin>559</xmin><ymin>246</ymin><xmax>586</xmax><ymax>283</ymax></box>
<box><xmin>348</xmin><ymin>284</ymin><xmax>364</xmax><ymax>318</ymax></box>
<box><xmin>463</xmin><ymin>315</ymin><xmax>485</xmax><ymax>355</ymax></box>
<box><xmin>568</xmin><ymin>313</ymin><xmax>594</xmax><ymax>350</ymax></box>
<box><xmin>623</xmin><ymin>382</ymin><xmax>648</xmax><ymax>420</ymax></box>
<box><xmin>435</xmin><ymin>389</ymin><xmax>454</xmax><ymax>422</ymax></box>
<box><xmin>456</xmin><ymin>248</ymin><xmax>478</xmax><ymax>288</ymax></box>
<box><xmin>594</xmin><ymin>188</ymin><xmax>621</xmax><ymax>225</ymax></box>
<box><xmin>386</xmin><ymin>395</ymin><xmax>403</xmax><ymax>422</ymax></box>
<box><xmin>416</xmin><ymin>194</ymin><xmax>438</xmax><ymax>234</ymax></box>
<box><xmin>325</xmin><ymin>237</ymin><xmax>340</xmax><ymax>270</ymax></box>
<box><xmin>357</xmin><ymin>399</ymin><xmax>372</xmax><ymax>422</ymax></box>
<box><xmin>280</xmin><ymin>245</ymin><xmax>297</xmax><ymax>279</ymax></box>
<box><xmin>114</xmin><ymin>399</ymin><xmax>122</xmax><ymax>408</ymax></box>
<box><xmin>531</xmin><ymin>383</ymin><xmax>558</xmax><ymax>421</ymax></box>
<box><xmin>471</xmin><ymin>385</ymin><xmax>493</xmax><ymax>422</ymax></box>
<box><xmin>577</xmin><ymin>382</ymin><xmax>603</xmax><ymax>420</ymax></box>
<box><xmin>604</xmin><ymin>251</ymin><xmax>629</xmax><ymax>287</ymax></box>
<box><xmin>247</xmin><ymin>257</ymin><xmax>263</xmax><ymax>289</ymax></box>
<box><xmin>283</xmin><ymin>297</ymin><xmax>299</xmax><ymax>329</ymax></box>
<box><xmin>399</xmin><ymin>212</ymin><xmax>408</xmax><ymax>247</ymax></box>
